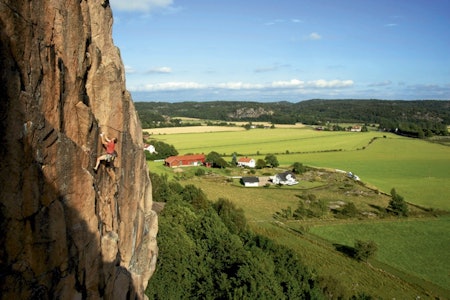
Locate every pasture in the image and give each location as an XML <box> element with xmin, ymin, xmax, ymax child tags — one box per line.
<box><xmin>176</xmin><ymin>170</ymin><xmax>449</xmax><ymax>298</ymax></box>
<box><xmin>147</xmin><ymin>125</ymin><xmax>450</xmax><ymax>298</ymax></box>
<box><xmin>148</xmin><ymin>127</ymin><xmax>450</xmax><ymax>210</ymax></box>
<box><xmin>148</xmin><ymin>127</ymin><xmax>381</xmax><ymax>156</ymax></box>
<box><xmin>309</xmin><ymin>217</ymin><xmax>450</xmax><ymax>291</ymax></box>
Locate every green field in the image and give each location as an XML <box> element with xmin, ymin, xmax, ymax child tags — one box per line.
<box><xmin>149</xmin><ymin>127</ymin><xmax>450</xmax><ymax>210</ymax></box>
<box><xmin>309</xmin><ymin>217</ymin><xmax>450</xmax><ymax>291</ymax></box>
<box><xmin>148</xmin><ymin>126</ymin><xmax>450</xmax><ymax>298</ymax></box>
<box><xmin>151</xmin><ymin>127</ymin><xmax>378</xmax><ymax>155</ymax></box>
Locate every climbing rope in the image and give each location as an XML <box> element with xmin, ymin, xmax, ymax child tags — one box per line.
<box><xmin>99</xmin><ymin>124</ymin><xmax>125</xmax><ymax>134</ymax></box>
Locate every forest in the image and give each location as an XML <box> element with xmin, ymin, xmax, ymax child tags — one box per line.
<box><xmin>135</xmin><ymin>99</ymin><xmax>450</xmax><ymax>138</ymax></box>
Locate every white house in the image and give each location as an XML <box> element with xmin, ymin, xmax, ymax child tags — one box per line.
<box><xmin>271</xmin><ymin>171</ymin><xmax>298</xmax><ymax>185</ymax></box>
<box><xmin>237</xmin><ymin>157</ymin><xmax>256</xmax><ymax>168</ymax></box>
<box><xmin>144</xmin><ymin>144</ymin><xmax>157</xmax><ymax>154</ymax></box>
<box><xmin>241</xmin><ymin>176</ymin><xmax>259</xmax><ymax>187</ymax></box>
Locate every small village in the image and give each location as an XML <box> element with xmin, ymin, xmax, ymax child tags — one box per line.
<box><xmin>143</xmin><ymin>139</ymin><xmax>365</xmax><ymax>189</ymax></box>
<box><xmin>145</xmin><ymin>151</ymin><xmax>311</xmax><ymax>187</ymax></box>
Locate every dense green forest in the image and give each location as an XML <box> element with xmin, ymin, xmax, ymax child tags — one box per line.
<box><xmin>146</xmin><ymin>173</ymin><xmax>374</xmax><ymax>299</ymax></box>
<box><xmin>135</xmin><ymin>99</ymin><xmax>450</xmax><ymax>137</ymax></box>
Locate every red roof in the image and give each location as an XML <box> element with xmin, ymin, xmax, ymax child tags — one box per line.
<box><xmin>165</xmin><ymin>154</ymin><xmax>206</xmax><ymax>167</ymax></box>
<box><xmin>165</xmin><ymin>154</ymin><xmax>205</xmax><ymax>163</ymax></box>
<box><xmin>238</xmin><ymin>157</ymin><xmax>253</xmax><ymax>163</ymax></box>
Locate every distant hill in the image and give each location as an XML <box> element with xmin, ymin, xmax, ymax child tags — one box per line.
<box><xmin>135</xmin><ymin>99</ymin><xmax>450</xmax><ymax>137</ymax></box>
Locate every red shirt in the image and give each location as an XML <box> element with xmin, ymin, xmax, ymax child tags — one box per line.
<box><xmin>106</xmin><ymin>140</ymin><xmax>115</xmax><ymax>154</ymax></box>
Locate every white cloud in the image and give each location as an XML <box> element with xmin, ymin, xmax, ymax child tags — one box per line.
<box><xmin>110</xmin><ymin>0</ymin><xmax>173</xmax><ymax>12</ymax></box>
<box><xmin>265</xmin><ymin>18</ymin><xmax>303</xmax><ymax>26</ymax></box>
<box><xmin>124</xmin><ymin>65</ymin><xmax>136</xmax><ymax>74</ymax></box>
<box><xmin>271</xmin><ymin>79</ymin><xmax>353</xmax><ymax>89</ymax></box>
<box><xmin>136</xmin><ymin>81</ymin><xmax>204</xmax><ymax>91</ymax></box>
<box><xmin>384</xmin><ymin>23</ymin><xmax>398</xmax><ymax>27</ymax></box>
<box><xmin>131</xmin><ymin>79</ymin><xmax>354</xmax><ymax>92</ymax></box>
<box><xmin>216</xmin><ymin>82</ymin><xmax>264</xmax><ymax>90</ymax></box>
<box><xmin>147</xmin><ymin>66</ymin><xmax>172</xmax><ymax>74</ymax></box>
<box><xmin>308</xmin><ymin>32</ymin><xmax>322</xmax><ymax>40</ymax></box>
<box><xmin>265</xmin><ymin>19</ymin><xmax>284</xmax><ymax>26</ymax></box>
<box><xmin>307</xmin><ymin>79</ymin><xmax>353</xmax><ymax>88</ymax></box>
<box><xmin>368</xmin><ymin>80</ymin><xmax>392</xmax><ymax>87</ymax></box>
<box><xmin>254</xmin><ymin>66</ymin><xmax>277</xmax><ymax>73</ymax></box>
<box><xmin>272</xmin><ymin>79</ymin><xmax>305</xmax><ymax>88</ymax></box>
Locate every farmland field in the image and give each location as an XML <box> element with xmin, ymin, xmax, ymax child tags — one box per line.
<box><xmin>309</xmin><ymin>217</ymin><xmax>450</xmax><ymax>291</ymax></box>
<box><xmin>147</xmin><ymin>125</ymin><xmax>450</xmax><ymax>298</ymax></box>
<box><xmin>148</xmin><ymin>127</ymin><xmax>381</xmax><ymax>156</ymax></box>
<box><xmin>164</xmin><ymin>169</ymin><xmax>449</xmax><ymax>298</ymax></box>
<box><xmin>148</xmin><ymin>127</ymin><xmax>450</xmax><ymax>210</ymax></box>
<box><xmin>144</xmin><ymin>125</ymin><xmax>245</xmax><ymax>135</ymax></box>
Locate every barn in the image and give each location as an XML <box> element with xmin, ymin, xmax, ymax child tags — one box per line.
<box><xmin>164</xmin><ymin>154</ymin><xmax>206</xmax><ymax>168</ymax></box>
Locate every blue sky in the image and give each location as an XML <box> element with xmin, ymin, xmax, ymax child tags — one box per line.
<box><xmin>110</xmin><ymin>0</ymin><xmax>450</xmax><ymax>102</ymax></box>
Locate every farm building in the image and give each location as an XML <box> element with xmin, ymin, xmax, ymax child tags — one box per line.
<box><xmin>144</xmin><ymin>143</ymin><xmax>157</xmax><ymax>153</ymax></box>
<box><xmin>271</xmin><ymin>171</ymin><xmax>298</xmax><ymax>185</ymax></box>
<box><xmin>237</xmin><ymin>157</ymin><xmax>256</xmax><ymax>168</ymax></box>
<box><xmin>241</xmin><ymin>176</ymin><xmax>259</xmax><ymax>187</ymax></box>
<box><xmin>350</xmin><ymin>125</ymin><xmax>362</xmax><ymax>132</ymax></box>
<box><xmin>165</xmin><ymin>154</ymin><xmax>205</xmax><ymax>168</ymax></box>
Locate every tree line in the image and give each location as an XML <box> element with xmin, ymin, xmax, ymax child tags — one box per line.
<box><xmin>135</xmin><ymin>99</ymin><xmax>449</xmax><ymax>138</ymax></box>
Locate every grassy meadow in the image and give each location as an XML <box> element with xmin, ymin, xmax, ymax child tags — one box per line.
<box><xmin>147</xmin><ymin>127</ymin><xmax>377</xmax><ymax>155</ymax></box>
<box><xmin>309</xmin><ymin>217</ymin><xmax>450</xmax><ymax>291</ymax></box>
<box><xmin>148</xmin><ymin>126</ymin><xmax>450</xmax><ymax>210</ymax></box>
<box><xmin>147</xmin><ymin>125</ymin><xmax>450</xmax><ymax>298</ymax></box>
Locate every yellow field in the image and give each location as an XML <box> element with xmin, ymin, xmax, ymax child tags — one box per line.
<box><xmin>144</xmin><ymin>123</ymin><xmax>305</xmax><ymax>135</ymax></box>
<box><xmin>144</xmin><ymin>126</ymin><xmax>245</xmax><ymax>135</ymax></box>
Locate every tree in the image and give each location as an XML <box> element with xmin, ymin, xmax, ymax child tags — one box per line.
<box><xmin>213</xmin><ymin>198</ymin><xmax>247</xmax><ymax>235</ymax></box>
<box><xmin>149</xmin><ymin>173</ymin><xmax>182</xmax><ymax>203</ymax></box>
<box><xmin>206</xmin><ymin>151</ymin><xmax>228</xmax><ymax>168</ymax></box>
<box><xmin>354</xmin><ymin>240</ymin><xmax>378</xmax><ymax>261</ymax></box>
<box><xmin>255</xmin><ymin>159</ymin><xmax>266</xmax><ymax>169</ymax></box>
<box><xmin>181</xmin><ymin>184</ymin><xmax>209</xmax><ymax>210</ymax></box>
<box><xmin>231</xmin><ymin>152</ymin><xmax>237</xmax><ymax>165</ymax></box>
<box><xmin>195</xmin><ymin>168</ymin><xmax>206</xmax><ymax>176</ymax></box>
<box><xmin>388</xmin><ymin>188</ymin><xmax>408</xmax><ymax>216</ymax></box>
<box><xmin>292</xmin><ymin>162</ymin><xmax>306</xmax><ymax>174</ymax></box>
<box><xmin>265</xmin><ymin>154</ymin><xmax>279</xmax><ymax>168</ymax></box>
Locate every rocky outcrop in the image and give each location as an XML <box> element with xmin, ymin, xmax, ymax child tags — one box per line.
<box><xmin>0</xmin><ymin>1</ymin><xmax>157</xmax><ymax>299</ymax></box>
<box><xmin>227</xmin><ymin>107</ymin><xmax>274</xmax><ymax>119</ymax></box>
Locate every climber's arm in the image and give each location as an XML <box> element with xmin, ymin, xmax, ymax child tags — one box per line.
<box><xmin>100</xmin><ymin>133</ymin><xmax>111</xmax><ymax>145</ymax></box>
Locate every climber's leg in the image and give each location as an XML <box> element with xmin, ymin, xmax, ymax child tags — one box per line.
<box><xmin>94</xmin><ymin>154</ymin><xmax>107</xmax><ymax>171</ymax></box>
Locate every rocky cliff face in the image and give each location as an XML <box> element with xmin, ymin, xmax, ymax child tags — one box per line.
<box><xmin>0</xmin><ymin>1</ymin><xmax>157</xmax><ymax>299</ymax></box>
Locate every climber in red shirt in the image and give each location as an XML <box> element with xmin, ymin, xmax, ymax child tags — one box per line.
<box><xmin>94</xmin><ymin>132</ymin><xmax>117</xmax><ymax>171</ymax></box>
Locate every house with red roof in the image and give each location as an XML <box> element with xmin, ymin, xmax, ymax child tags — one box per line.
<box><xmin>237</xmin><ymin>157</ymin><xmax>256</xmax><ymax>168</ymax></box>
<box><xmin>164</xmin><ymin>154</ymin><xmax>206</xmax><ymax>168</ymax></box>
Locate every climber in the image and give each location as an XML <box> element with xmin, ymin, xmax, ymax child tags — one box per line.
<box><xmin>94</xmin><ymin>132</ymin><xmax>117</xmax><ymax>171</ymax></box>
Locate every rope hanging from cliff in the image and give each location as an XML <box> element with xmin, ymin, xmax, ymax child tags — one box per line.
<box><xmin>100</xmin><ymin>124</ymin><xmax>125</xmax><ymax>134</ymax></box>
